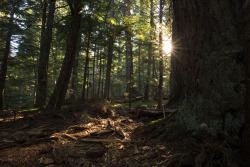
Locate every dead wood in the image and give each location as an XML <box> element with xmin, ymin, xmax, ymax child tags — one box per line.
<box><xmin>79</xmin><ymin>138</ymin><xmax>131</xmax><ymax>143</ymax></box>
<box><xmin>91</xmin><ymin>129</ymin><xmax>114</xmax><ymax>136</ymax></box>
<box><xmin>63</xmin><ymin>133</ymin><xmax>78</xmax><ymax>141</ymax></box>
<box><xmin>69</xmin><ymin>125</ymin><xmax>88</xmax><ymax>130</ymax></box>
<box><xmin>135</xmin><ymin>108</ymin><xmax>176</xmax><ymax>117</ymax></box>
<box><xmin>124</xmin><ymin>96</ymin><xmax>142</xmax><ymax>103</ymax></box>
<box><xmin>115</xmin><ymin>127</ymin><xmax>129</xmax><ymax>139</ymax></box>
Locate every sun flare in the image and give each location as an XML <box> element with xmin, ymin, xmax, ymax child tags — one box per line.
<box><xmin>163</xmin><ymin>40</ymin><xmax>172</xmax><ymax>56</ymax></box>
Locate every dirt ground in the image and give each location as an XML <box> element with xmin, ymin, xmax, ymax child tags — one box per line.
<box><xmin>0</xmin><ymin>102</ymin><xmax>243</xmax><ymax>167</ymax></box>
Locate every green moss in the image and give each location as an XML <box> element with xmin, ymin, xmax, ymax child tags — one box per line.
<box><xmin>149</xmin><ymin>118</ymin><xmax>165</xmax><ymax>125</ymax></box>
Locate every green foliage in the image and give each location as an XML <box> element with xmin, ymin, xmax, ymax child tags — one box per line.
<box><xmin>2</xmin><ymin>0</ymin><xmax>172</xmax><ymax>110</ymax></box>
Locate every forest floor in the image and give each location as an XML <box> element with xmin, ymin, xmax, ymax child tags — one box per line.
<box><xmin>0</xmin><ymin>100</ymin><xmax>243</xmax><ymax>167</ymax></box>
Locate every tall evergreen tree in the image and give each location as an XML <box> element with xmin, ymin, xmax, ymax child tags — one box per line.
<box><xmin>0</xmin><ymin>0</ymin><xmax>15</xmax><ymax>110</ymax></box>
<box><xmin>47</xmin><ymin>0</ymin><xmax>82</xmax><ymax>111</ymax></box>
<box><xmin>104</xmin><ymin>0</ymin><xmax>115</xmax><ymax>100</ymax></box>
<box><xmin>169</xmin><ymin>0</ymin><xmax>244</xmax><ymax>136</ymax></box>
<box><xmin>157</xmin><ymin>0</ymin><xmax>164</xmax><ymax>109</ymax></box>
<box><xmin>36</xmin><ymin>0</ymin><xmax>56</xmax><ymax>108</ymax></box>
<box><xmin>144</xmin><ymin>0</ymin><xmax>154</xmax><ymax>100</ymax></box>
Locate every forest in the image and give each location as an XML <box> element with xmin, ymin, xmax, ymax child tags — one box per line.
<box><xmin>0</xmin><ymin>0</ymin><xmax>250</xmax><ymax>166</ymax></box>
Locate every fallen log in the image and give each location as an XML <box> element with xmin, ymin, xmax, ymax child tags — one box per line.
<box><xmin>135</xmin><ymin>108</ymin><xmax>177</xmax><ymax>117</ymax></box>
<box><xmin>124</xmin><ymin>96</ymin><xmax>142</xmax><ymax>103</ymax></box>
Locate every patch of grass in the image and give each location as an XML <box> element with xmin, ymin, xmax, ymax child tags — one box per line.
<box><xmin>110</xmin><ymin>103</ymin><xmax>122</xmax><ymax>108</ymax></box>
<box><xmin>17</xmin><ymin>108</ymin><xmax>39</xmax><ymax>113</ymax></box>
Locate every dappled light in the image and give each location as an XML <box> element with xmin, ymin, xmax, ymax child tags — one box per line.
<box><xmin>0</xmin><ymin>0</ymin><xmax>247</xmax><ymax>166</ymax></box>
<box><xmin>0</xmin><ymin>102</ymin><xmax>177</xmax><ymax>166</ymax></box>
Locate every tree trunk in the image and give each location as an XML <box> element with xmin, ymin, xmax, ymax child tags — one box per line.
<box><xmin>138</xmin><ymin>40</ymin><xmax>142</xmax><ymax>95</ymax></box>
<box><xmin>104</xmin><ymin>36</ymin><xmax>114</xmax><ymax>100</ymax></box>
<box><xmin>82</xmin><ymin>27</ymin><xmax>91</xmax><ymax>101</ymax></box>
<box><xmin>124</xmin><ymin>0</ymin><xmax>133</xmax><ymax>93</ymax></box>
<box><xmin>243</xmin><ymin>0</ymin><xmax>250</xmax><ymax>165</ymax></box>
<box><xmin>157</xmin><ymin>0</ymin><xmax>164</xmax><ymax>109</ymax></box>
<box><xmin>170</xmin><ymin>0</ymin><xmax>244</xmax><ymax>135</ymax></box>
<box><xmin>70</xmin><ymin>38</ymin><xmax>80</xmax><ymax>99</ymax></box>
<box><xmin>97</xmin><ymin>56</ymin><xmax>102</xmax><ymax>98</ymax></box>
<box><xmin>92</xmin><ymin>44</ymin><xmax>96</xmax><ymax>98</ymax></box>
<box><xmin>104</xmin><ymin>0</ymin><xmax>115</xmax><ymax>100</ymax></box>
<box><xmin>36</xmin><ymin>0</ymin><xmax>56</xmax><ymax>108</ymax></box>
<box><xmin>0</xmin><ymin>0</ymin><xmax>15</xmax><ymax>111</ymax></box>
<box><xmin>46</xmin><ymin>1</ymin><xmax>82</xmax><ymax>111</ymax></box>
<box><xmin>144</xmin><ymin>0</ymin><xmax>154</xmax><ymax>100</ymax></box>
<box><xmin>101</xmin><ymin>58</ymin><xmax>105</xmax><ymax>97</ymax></box>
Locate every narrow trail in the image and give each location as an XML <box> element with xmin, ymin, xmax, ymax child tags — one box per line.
<box><xmin>0</xmin><ymin>102</ymin><xmax>242</xmax><ymax>166</ymax></box>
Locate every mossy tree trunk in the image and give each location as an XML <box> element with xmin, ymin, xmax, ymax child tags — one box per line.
<box><xmin>243</xmin><ymin>0</ymin><xmax>250</xmax><ymax>165</ymax></box>
<box><xmin>170</xmin><ymin>0</ymin><xmax>245</xmax><ymax>135</ymax></box>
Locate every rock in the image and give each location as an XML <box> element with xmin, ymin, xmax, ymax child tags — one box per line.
<box><xmin>200</xmin><ymin>123</ymin><xmax>208</xmax><ymax>131</ymax></box>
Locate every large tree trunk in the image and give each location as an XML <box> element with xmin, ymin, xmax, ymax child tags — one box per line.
<box><xmin>104</xmin><ymin>36</ymin><xmax>114</xmax><ymax>99</ymax></box>
<box><xmin>36</xmin><ymin>0</ymin><xmax>56</xmax><ymax>108</ymax></box>
<box><xmin>243</xmin><ymin>0</ymin><xmax>250</xmax><ymax>165</ymax></box>
<box><xmin>124</xmin><ymin>0</ymin><xmax>133</xmax><ymax>108</ymax></box>
<box><xmin>0</xmin><ymin>0</ymin><xmax>15</xmax><ymax>111</ymax></box>
<box><xmin>170</xmin><ymin>0</ymin><xmax>245</xmax><ymax>135</ymax></box>
<box><xmin>144</xmin><ymin>0</ymin><xmax>154</xmax><ymax>101</ymax></box>
<box><xmin>104</xmin><ymin>0</ymin><xmax>115</xmax><ymax>100</ymax></box>
<box><xmin>46</xmin><ymin>1</ymin><xmax>82</xmax><ymax>111</ymax></box>
<box><xmin>124</xmin><ymin>0</ymin><xmax>133</xmax><ymax>93</ymax></box>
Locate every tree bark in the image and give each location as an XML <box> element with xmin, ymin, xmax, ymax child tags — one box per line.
<box><xmin>144</xmin><ymin>0</ymin><xmax>154</xmax><ymax>100</ymax></box>
<box><xmin>92</xmin><ymin>44</ymin><xmax>96</xmax><ymax>98</ymax></box>
<box><xmin>104</xmin><ymin>0</ymin><xmax>115</xmax><ymax>100</ymax></box>
<box><xmin>82</xmin><ymin>22</ymin><xmax>91</xmax><ymax>101</ymax></box>
<box><xmin>97</xmin><ymin>56</ymin><xmax>102</xmax><ymax>98</ymax></box>
<box><xmin>138</xmin><ymin>40</ymin><xmax>142</xmax><ymax>95</ymax></box>
<box><xmin>46</xmin><ymin>1</ymin><xmax>82</xmax><ymax>111</ymax></box>
<box><xmin>242</xmin><ymin>0</ymin><xmax>250</xmax><ymax>165</ymax></box>
<box><xmin>170</xmin><ymin>0</ymin><xmax>244</xmax><ymax>135</ymax></box>
<box><xmin>124</xmin><ymin>0</ymin><xmax>133</xmax><ymax>93</ymax></box>
<box><xmin>157</xmin><ymin>0</ymin><xmax>164</xmax><ymax>109</ymax></box>
<box><xmin>36</xmin><ymin>0</ymin><xmax>56</xmax><ymax>108</ymax></box>
<box><xmin>70</xmin><ymin>38</ymin><xmax>80</xmax><ymax>99</ymax></box>
<box><xmin>0</xmin><ymin>0</ymin><xmax>15</xmax><ymax>111</ymax></box>
<box><xmin>104</xmin><ymin>36</ymin><xmax>114</xmax><ymax>99</ymax></box>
